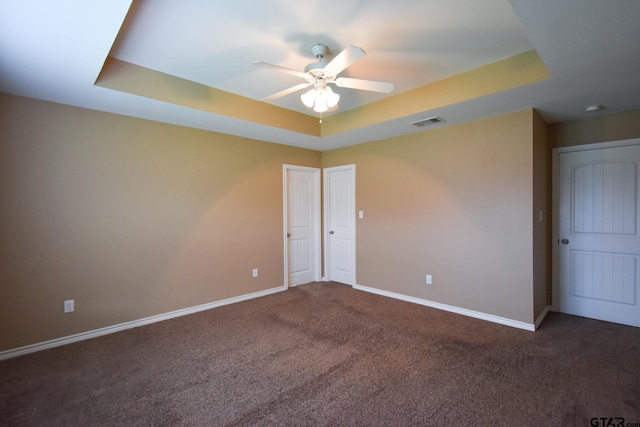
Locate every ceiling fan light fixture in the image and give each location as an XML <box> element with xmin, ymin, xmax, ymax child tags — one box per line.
<box><xmin>322</xmin><ymin>86</ymin><xmax>340</xmax><ymax>108</ymax></box>
<box><xmin>301</xmin><ymin>88</ymin><xmax>316</xmax><ymax>108</ymax></box>
<box><xmin>301</xmin><ymin>85</ymin><xmax>340</xmax><ymax>113</ymax></box>
<box><xmin>314</xmin><ymin>95</ymin><xmax>328</xmax><ymax>113</ymax></box>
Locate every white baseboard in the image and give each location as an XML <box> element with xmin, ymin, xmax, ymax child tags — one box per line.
<box><xmin>353</xmin><ymin>284</ymin><xmax>537</xmax><ymax>331</ymax></box>
<box><xmin>0</xmin><ymin>285</ymin><xmax>286</xmax><ymax>361</ymax></box>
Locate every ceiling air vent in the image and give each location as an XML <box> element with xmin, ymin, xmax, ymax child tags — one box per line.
<box><xmin>410</xmin><ymin>116</ymin><xmax>445</xmax><ymax>127</ymax></box>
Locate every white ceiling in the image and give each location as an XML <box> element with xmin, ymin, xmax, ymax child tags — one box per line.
<box><xmin>1</xmin><ymin>0</ymin><xmax>640</xmax><ymax>151</ymax></box>
<box><xmin>111</xmin><ymin>0</ymin><xmax>533</xmax><ymax>114</ymax></box>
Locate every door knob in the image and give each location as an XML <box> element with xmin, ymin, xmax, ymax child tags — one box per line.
<box><xmin>561</xmin><ymin>238</ymin><xmax>569</xmax><ymax>244</ymax></box>
<box><xmin>329</xmin><ymin>230</ymin><xmax>334</xmax><ymax>234</ymax></box>
<box><xmin>287</xmin><ymin>233</ymin><xmax>290</xmax><ymax>238</ymax></box>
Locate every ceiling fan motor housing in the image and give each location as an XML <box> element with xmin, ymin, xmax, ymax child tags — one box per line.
<box><xmin>311</xmin><ymin>43</ymin><xmax>328</xmax><ymax>59</ymax></box>
<box><xmin>304</xmin><ymin>61</ymin><xmax>331</xmax><ymax>77</ymax></box>
<box><xmin>305</xmin><ymin>44</ymin><xmax>333</xmax><ymax>79</ymax></box>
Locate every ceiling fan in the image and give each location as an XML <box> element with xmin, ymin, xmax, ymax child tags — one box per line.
<box><xmin>252</xmin><ymin>44</ymin><xmax>394</xmax><ymax>113</ymax></box>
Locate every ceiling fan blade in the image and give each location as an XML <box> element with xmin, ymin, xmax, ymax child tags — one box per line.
<box><xmin>261</xmin><ymin>82</ymin><xmax>312</xmax><ymax>102</ymax></box>
<box><xmin>251</xmin><ymin>61</ymin><xmax>309</xmax><ymax>80</ymax></box>
<box><xmin>324</xmin><ymin>45</ymin><xmax>366</xmax><ymax>76</ymax></box>
<box><xmin>334</xmin><ymin>77</ymin><xmax>394</xmax><ymax>93</ymax></box>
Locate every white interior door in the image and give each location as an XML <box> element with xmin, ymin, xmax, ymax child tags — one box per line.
<box><xmin>284</xmin><ymin>165</ymin><xmax>320</xmax><ymax>287</ymax></box>
<box><xmin>324</xmin><ymin>165</ymin><xmax>356</xmax><ymax>285</ymax></box>
<box><xmin>557</xmin><ymin>141</ymin><xmax>640</xmax><ymax>327</ymax></box>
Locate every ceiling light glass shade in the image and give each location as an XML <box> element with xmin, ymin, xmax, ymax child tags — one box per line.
<box><xmin>314</xmin><ymin>95</ymin><xmax>328</xmax><ymax>113</ymax></box>
<box><xmin>322</xmin><ymin>86</ymin><xmax>340</xmax><ymax>108</ymax></box>
<box><xmin>300</xmin><ymin>86</ymin><xmax>340</xmax><ymax>113</ymax></box>
<box><xmin>301</xmin><ymin>89</ymin><xmax>316</xmax><ymax>108</ymax></box>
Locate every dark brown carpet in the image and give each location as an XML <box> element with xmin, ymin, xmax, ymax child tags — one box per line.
<box><xmin>1</xmin><ymin>282</ymin><xmax>639</xmax><ymax>426</ymax></box>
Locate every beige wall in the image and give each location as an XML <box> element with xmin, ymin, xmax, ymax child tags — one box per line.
<box><xmin>323</xmin><ymin>110</ymin><xmax>541</xmax><ymax>324</ymax></box>
<box><xmin>550</xmin><ymin>108</ymin><xmax>640</xmax><ymax>148</ymax></box>
<box><xmin>532</xmin><ymin>110</ymin><xmax>551</xmax><ymax>320</ymax></box>
<box><xmin>1</xmin><ymin>92</ymin><xmax>554</xmax><ymax>353</ymax></box>
<box><xmin>0</xmin><ymin>93</ymin><xmax>321</xmax><ymax>351</ymax></box>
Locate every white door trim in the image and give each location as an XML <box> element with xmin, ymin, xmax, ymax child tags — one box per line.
<box><xmin>552</xmin><ymin>137</ymin><xmax>640</xmax><ymax>312</ymax></box>
<box><xmin>283</xmin><ymin>164</ymin><xmax>321</xmax><ymax>289</ymax></box>
<box><xmin>323</xmin><ymin>164</ymin><xmax>356</xmax><ymax>285</ymax></box>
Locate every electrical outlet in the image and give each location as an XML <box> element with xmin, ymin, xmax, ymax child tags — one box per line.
<box><xmin>252</xmin><ymin>268</ymin><xmax>258</xmax><ymax>278</ymax></box>
<box><xmin>64</xmin><ymin>299</ymin><xmax>74</xmax><ymax>313</ymax></box>
<box><xmin>426</xmin><ymin>275</ymin><xmax>432</xmax><ymax>285</ymax></box>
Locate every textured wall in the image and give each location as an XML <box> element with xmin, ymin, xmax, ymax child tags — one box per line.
<box><xmin>550</xmin><ymin>108</ymin><xmax>640</xmax><ymax>148</ymax></box>
<box><xmin>323</xmin><ymin>110</ymin><xmax>538</xmax><ymax>323</ymax></box>
<box><xmin>0</xmin><ymin>93</ymin><xmax>321</xmax><ymax>351</ymax></box>
<box><xmin>533</xmin><ymin>110</ymin><xmax>552</xmax><ymax>320</ymax></box>
<box><xmin>1</xmin><ymin>91</ymin><xmax>559</xmax><ymax>352</ymax></box>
